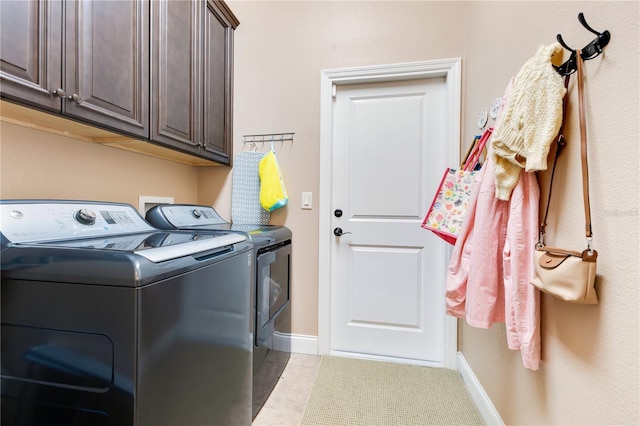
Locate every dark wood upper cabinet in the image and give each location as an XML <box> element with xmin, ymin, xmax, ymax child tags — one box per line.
<box><xmin>0</xmin><ymin>0</ymin><xmax>149</xmax><ymax>138</ymax></box>
<box><xmin>151</xmin><ymin>0</ymin><xmax>238</xmax><ymax>165</ymax></box>
<box><xmin>0</xmin><ymin>0</ymin><xmax>63</xmax><ymax>111</ymax></box>
<box><xmin>151</xmin><ymin>0</ymin><xmax>201</xmax><ymax>150</ymax></box>
<box><xmin>64</xmin><ymin>0</ymin><xmax>149</xmax><ymax>137</ymax></box>
<box><xmin>202</xmin><ymin>0</ymin><xmax>238</xmax><ymax>163</ymax></box>
<box><xmin>1</xmin><ymin>0</ymin><xmax>237</xmax><ymax>165</ymax></box>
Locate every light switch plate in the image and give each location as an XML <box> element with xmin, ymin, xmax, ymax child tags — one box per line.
<box><xmin>302</xmin><ymin>192</ymin><xmax>312</xmax><ymax>210</ymax></box>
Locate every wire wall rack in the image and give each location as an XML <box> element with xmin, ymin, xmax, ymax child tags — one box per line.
<box><xmin>242</xmin><ymin>132</ymin><xmax>295</xmax><ymax>146</ymax></box>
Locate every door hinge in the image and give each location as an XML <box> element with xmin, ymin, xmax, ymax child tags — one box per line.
<box><xmin>332</xmin><ymin>83</ymin><xmax>337</xmax><ymax>99</ymax></box>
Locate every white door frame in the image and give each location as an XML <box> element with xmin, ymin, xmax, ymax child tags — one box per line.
<box><xmin>318</xmin><ymin>59</ymin><xmax>462</xmax><ymax>370</ymax></box>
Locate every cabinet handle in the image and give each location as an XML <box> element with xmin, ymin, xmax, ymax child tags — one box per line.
<box><xmin>53</xmin><ymin>88</ymin><xmax>66</xmax><ymax>98</ymax></box>
<box><xmin>68</xmin><ymin>93</ymin><xmax>82</xmax><ymax>104</ymax></box>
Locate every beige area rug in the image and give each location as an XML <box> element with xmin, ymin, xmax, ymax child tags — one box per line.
<box><xmin>301</xmin><ymin>356</ymin><xmax>483</xmax><ymax>426</ymax></box>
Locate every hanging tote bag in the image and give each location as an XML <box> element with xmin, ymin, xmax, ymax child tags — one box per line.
<box><xmin>421</xmin><ymin>128</ymin><xmax>492</xmax><ymax>245</ymax></box>
<box><xmin>530</xmin><ymin>51</ymin><xmax>598</xmax><ymax>304</ymax></box>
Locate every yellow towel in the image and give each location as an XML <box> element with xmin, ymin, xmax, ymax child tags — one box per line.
<box><xmin>259</xmin><ymin>150</ymin><xmax>288</xmax><ymax>211</ymax></box>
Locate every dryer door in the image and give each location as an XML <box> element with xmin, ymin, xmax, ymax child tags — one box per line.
<box><xmin>256</xmin><ymin>241</ymin><xmax>291</xmax><ymax>345</ymax></box>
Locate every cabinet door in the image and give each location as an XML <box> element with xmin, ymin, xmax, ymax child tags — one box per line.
<box><xmin>0</xmin><ymin>0</ymin><xmax>63</xmax><ymax>111</ymax></box>
<box><xmin>64</xmin><ymin>0</ymin><xmax>149</xmax><ymax>138</ymax></box>
<box><xmin>151</xmin><ymin>0</ymin><xmax>201</xmax><ymax>152</ymax></box>
<box><xmin>202</xmin><ymin>0</ymin><xmax>238</xmax><ymax>165</ymax></box>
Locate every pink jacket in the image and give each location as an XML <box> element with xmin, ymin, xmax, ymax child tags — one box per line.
<box><xmin>446</xmin><ymin>81</ymin><xmax>541</xmax><ymax>370</ymax></box>
<box><xmin>446</xmin><ymin>144</ymin><xmax>541</xmax><ymax>370</ymax></box>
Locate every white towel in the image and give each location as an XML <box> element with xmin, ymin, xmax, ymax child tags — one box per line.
<box><xmin>231</xmin><ymin>152</ymin><xmax>270</xmax><ymax>225</ymax></box>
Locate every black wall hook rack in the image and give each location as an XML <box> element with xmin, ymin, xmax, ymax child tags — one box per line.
<box><xmin>555</xmin><ymin>12</ymin><xmax>611</xmax><ymax>76</ymax></box>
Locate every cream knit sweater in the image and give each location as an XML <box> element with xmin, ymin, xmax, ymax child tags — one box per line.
<box><xmin>491</xmin><ymin>42</ymin><xmax>566</xmax><ymax>200</ymax></box>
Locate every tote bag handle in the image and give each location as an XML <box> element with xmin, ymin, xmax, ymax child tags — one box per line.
<box><xmin>462</xmin><ymin>128</ymin><xmax>493</xmax><ymax>171</ymax></box>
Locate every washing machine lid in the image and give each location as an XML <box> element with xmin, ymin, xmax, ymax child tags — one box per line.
<box><xmin>33</xmin><ymin>231</ymin><xmax>246</xmax><ymax>263</ymax></box>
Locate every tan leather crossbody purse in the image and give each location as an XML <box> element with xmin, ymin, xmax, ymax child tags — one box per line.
<box><xmin>530</xmin><ymin>49</ymin><xmax>598</xmax><ymax>304</ymax></box>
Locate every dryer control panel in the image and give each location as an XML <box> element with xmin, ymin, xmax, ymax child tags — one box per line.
<box><xmin>146</xmin><ymin>204</ymin><xmax>228</xmax><ymax>228</ymax></box>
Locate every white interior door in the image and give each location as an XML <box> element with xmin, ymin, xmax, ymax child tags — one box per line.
<box><xmin>328</xmin><ymin>76</ymin><xmax>451</xmax><ymax>365</ymax></box>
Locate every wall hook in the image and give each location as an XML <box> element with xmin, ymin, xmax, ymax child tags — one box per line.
<box><xmin>556</xmin><ymin>33</ymin><xmax>575</xmax><ymax>53</ymax></box>
<box><xmin>554</xmin><ymin>12</ymin><xmax>611</xmax><ymax>76</ymax></box>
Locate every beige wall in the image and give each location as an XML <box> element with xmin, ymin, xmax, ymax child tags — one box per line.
<box><xmin>0</xmin><ymin>122</ymin><xmax>199</xmax><ymax>205</ymax></box>
<box><xmin>460</xmin><ymin>2</ymin><xmax>639</xmax><ymax>425</ymax></box>
<box><xmin>1</xmin><ymin>1</ymin><xmax>637</xmax><ymax>425</ymax></box>
<box><xmin>216</xmin><ymin>0</ymin><xmax>468</xmax><ymax>346</ymax></box>
<box><xmin>205</xmin><ymin>1</ymin><xmax>638</xmax><ymax>424</ymax></box>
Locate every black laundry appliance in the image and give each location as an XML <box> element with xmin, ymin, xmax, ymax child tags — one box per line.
<box><xmin>145</xmin><ymin>204</ymin><xmax>291</xmax><ymax>419</ymax></box>
<box><xmin>0</xmin><ymin>200</ymin><xmax>253</xmax><ymax>426</ymax></box>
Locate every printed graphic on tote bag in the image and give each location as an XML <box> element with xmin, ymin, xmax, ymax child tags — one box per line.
<box><xmin>423</xmin><ymin>169</ymin><xmax>478</xmax><ymax>239</ymax></box>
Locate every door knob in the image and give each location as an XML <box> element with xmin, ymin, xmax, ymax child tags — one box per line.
<box><xmin>333</xmin><ymin>227</ymin><xmax>351</xmax><ymax>236</ymax></box>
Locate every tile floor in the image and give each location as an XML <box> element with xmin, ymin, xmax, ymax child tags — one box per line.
<box><xmin>252</xmin><ymin>353</ymin><xmax>322</xmax><ymax>426</ymax></box>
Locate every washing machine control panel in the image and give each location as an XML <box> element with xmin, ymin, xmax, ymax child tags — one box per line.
<box><xmin>0</xmin><ymin>201</ymin><xmax>155</xmax><ymax>243</ymax></box>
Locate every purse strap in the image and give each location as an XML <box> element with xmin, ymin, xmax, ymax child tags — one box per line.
<box><xmin>576</xmin><ymin>49</ymin><xmax>593</xmax><ymax>242</ymax></box>
<box><xmin>539</xmin><ymin>49</ymin><xmax>594</xmax><ymax>251</ymax></box>
<box><xmin>539</xmin><ymin>75</ymin><xmax>570</xmax><ymax>243</ymax></box>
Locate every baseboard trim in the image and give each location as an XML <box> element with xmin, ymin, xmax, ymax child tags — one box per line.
<box><xmin>273</xmin><ymin>332</ymin><xmax>318</xmax><ymax>355</ymax></box>
<box><xmin>457</xmin><ymin>352</ymin><xmax>505</xmax><ymax>425</ymax></box>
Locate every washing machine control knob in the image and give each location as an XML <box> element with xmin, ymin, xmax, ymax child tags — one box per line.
<box><xmin>191</xmin><ymin>209</ymin><xmax>202</xmax><ymax>219</ymax></box>
<box><xmin>74</xmin><ymin>208</ymin><xmax>96</xmax><ymax>225</ymax></box>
